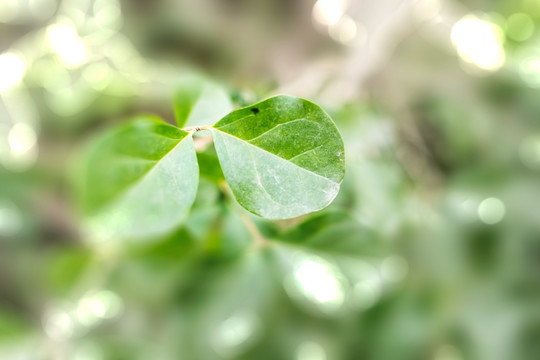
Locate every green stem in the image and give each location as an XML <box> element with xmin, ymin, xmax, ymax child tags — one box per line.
<box><xmin>183</xmin><ymin>125</ymin><xmax>212</xmax><ymax>133</ymax></box>
<box><xmin>218</xmin><ymin>181</ymin><xmax>268</xmax><ymax>248</ymax></box>
<box><xmin>239</xmin><ymin>213</ymin><xmax>268</xmax><ymax>248</ymax></box>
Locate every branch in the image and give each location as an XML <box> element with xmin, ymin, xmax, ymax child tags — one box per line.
<box><xmin>239</xmin><ymin>213</ymin><xmax>268</xmax><ymax>248</ymax></box>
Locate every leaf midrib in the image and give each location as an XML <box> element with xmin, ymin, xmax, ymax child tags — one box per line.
<box><xmin>95</xmin><ymin>133</ymin><xmax>192</xmax><ymax>214</ymax></box>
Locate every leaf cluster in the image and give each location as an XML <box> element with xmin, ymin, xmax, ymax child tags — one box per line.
<box><xmin>75</xmin><ymin>77</ymin><xmax>345</xmax><ymax>240</ymax></box>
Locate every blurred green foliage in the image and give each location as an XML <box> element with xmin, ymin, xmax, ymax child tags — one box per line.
<box><xmin>1</xmin><ymin>0</ymin><xmax>540</xmax><ymax>359</ymax></box>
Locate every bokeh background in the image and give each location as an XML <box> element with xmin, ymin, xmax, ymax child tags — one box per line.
<box><xmin>1</xmin><ymin>0</ymin><xmax>540</xmax><ymax>359</ymax></box>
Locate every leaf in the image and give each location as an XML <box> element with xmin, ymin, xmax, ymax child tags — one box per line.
<box><xmin>202</xmin><ymin>206</ymin><xmax>253</xmax><ymax>259</ymax></box>
<box><xmin>174</xmin><ymin>75</ymin><xmax>233</xmax><ymax>128</ymax></box>
<box><xmin>196</xmin><ymin>144</ymin><xmax>225</xmax><ymax>183</ymax></box>
<box><xmin>211</xmin><ymin>95</ymin><xmax>345</xmax><ymax>219</ymax></box>
<box><xmin>276</xmin><ymin>212</ymin><xmax>383</xmax><ymax>257</ymax></box>
<box><xmin>75</xmin><ymin>116</ymin><xmax>199</xmax><ymax>240</ymax></box>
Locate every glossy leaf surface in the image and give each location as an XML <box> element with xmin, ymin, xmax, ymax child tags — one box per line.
<box><xmin>211</xmin><ymin>95</ymin><xmax>345</xmax><ymax>219</ymax></box>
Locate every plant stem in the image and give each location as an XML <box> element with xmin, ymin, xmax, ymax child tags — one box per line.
<box><xmin>183</xmin><ymin>125</ymin><xmax>212</xmax><ymax>133</ymax></box>
<box><xmin>239</xmin><ymin>213</ymin><xmax>267</xmax><ymax>248</ymax></box>
<box><xmin>218</xmin><ymin>181</ymin><xmax>268</xmax><ymax>248</ymax></box>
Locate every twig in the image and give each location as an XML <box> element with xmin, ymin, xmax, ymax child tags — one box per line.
<box><xmin>239</xmin><ymin>213</ymin><xmax>267</xmax><ymax>248</ymax></box>
<box><xmin>183</xmin><ymin>125</ymin><xmax>212</xmax><ymax>133</ymax></box>
<box><xmin>218</xmin><ymin>182</ymin><xmax>268</xmax><ymax>248</ymax></box>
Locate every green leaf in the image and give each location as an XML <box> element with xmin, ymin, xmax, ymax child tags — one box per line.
<box><xmin>202</xmin><ymin>206</ymin><xmax>253</xmax><ymax>259</ymax></box>
<box><xmin>197</xmin><ymin>144</ymin><xmax>225</xmax><ymax>183</ymax></box>
<box><xmin>174</xmin><ymin>75</ymin><xmax>233</xmax><ymax>128</ymax></box>
<box><xmin>211</xmin><ymin>95</ymin><xmax>345</xmax><ymax>219</ymax></box>
<box><xmin>276</xmin><ymin>212</ymin><xmax>383</xmax><ymax>257</ymax></box>
<box><xmin>75</xmin><ymin>116</ymin><xmax>199</xmax><ymax>240</ymax></box>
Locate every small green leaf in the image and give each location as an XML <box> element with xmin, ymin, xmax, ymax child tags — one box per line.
<box><xmin>196</xmin><ymin>144</ymin><xmax>225</xmax><ymax>183</ymax></box>
<box><xmin>276</xmin><ymin>212</ymin><xmax>382</xmax><ymax>257</ymax></box>
<box><xmin>75</xmin><ymin>116</ymin><xmax>199</xmax><ymax>240</ymax></box>
<box><xmin>174</xmin><ymin>75</ymin><xmax>233</xmax><ymax>128</ymax></box>
<box><xmin>211</xmin><ymin>95</ymin><xmax>345</xmax><ymax>219</ymax></box>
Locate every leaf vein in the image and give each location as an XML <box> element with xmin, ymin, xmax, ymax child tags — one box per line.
<box><xmin>214</xmin><ymin>130</ymin><xmax>339</xmax><ymax>186</ymax></box>
<box><xmin>248</xmin><ymin>146</ymin><xmax>289</xmax><ymax>208</ymax></box>
<box><xmin>287</xmin><ymin>144</ymin><xmax>324</xmax><ymax>161</ymax></box>
<box><xmin>98</xmin><ymin>134</ymin><xmax>190</xmax><ymax>212</ymax></box>
<box><xmin>246</xmin><ymin>118</ymin><xmax>308</xmax><ymax>142</ymax></box>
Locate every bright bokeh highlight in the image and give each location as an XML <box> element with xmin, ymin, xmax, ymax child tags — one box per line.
<box><xmin>285</xmin><ymin>255</ymin><xmax>346</xmax><ymax>314</ymax></box>
<box><xmin>312</xmin><ymin>0</ymin><xmax>347</xmax><ymax>26</ymax></box>
<box><xmin>328</xmin><ymin>15</ymin><xmax>359</xmax><ymax>45</ymax></box>
<box><xmin>76</xmin><ymin>290</ymin><xmax>123</xmax><ymax>327</ymax></box>
<box><xmin>451</xmin><ymin>15</ymin><xmax>505</xmax><ymax>72</ymax></box>
<box><xmin>0</xmin><ymin>53</ymin><xmax>26</xmax><ymax>91</ymax></box>
<box><xmin>477</xmin><ymin>197</ymin><xmax>506</xmax><ymax>224</ymax></box>
<box><xmin>47</xmin><ymin>24</ymin><xmax>88</xmax><ymax>67</ymax></box>
<box><xmin>211</xmin><ymin>312</ymin><xmax>258</xmax><ymax>358</ymax></box>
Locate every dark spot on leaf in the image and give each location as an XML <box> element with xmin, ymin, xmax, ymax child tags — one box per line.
<box><xmin>251</xmin><ymin>108</ymin><xmax>259</xmax><ymax>115</ymax></box>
